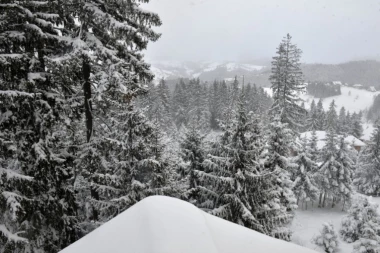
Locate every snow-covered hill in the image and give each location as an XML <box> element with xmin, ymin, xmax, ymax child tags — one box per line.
<box><xmin>300</xmin><ymin>86</ymin><xmax>380</xmax><ymax>114</ymax></box>
<box><xmin>60</xmin><ymin>196</ymin><xmax>317</xmax><ymax>253</ymax></box>
<box><xmin>149</xmin><ymin>60</ymin><xmax>267</xmax><ymax>83</ymax></box>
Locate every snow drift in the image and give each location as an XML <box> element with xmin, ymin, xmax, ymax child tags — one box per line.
<box><xmin>60</xmin><ymin>196</ymin><xmax>316</xmax><ymax>253</ymax></box>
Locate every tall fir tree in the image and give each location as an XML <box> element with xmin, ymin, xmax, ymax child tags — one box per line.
<box><xmin>325</xmin><ymin>100</ymin><xmax>338</xmax><ymax>132</ymax></box>
<box><xmin>316</xmin><ymin>99</ymin><xmax>326</xmax><ymax>131</ymax></box>
<box><xmin>269</xmin><ymin>34</ymin><xmax>305</xmax><ymax>131</ymax></box>
<box><xmin>0</xmin><ymin>1</ymin><xmax>80</xmax><ymax>251</ymax></box>
<box><xmin>197</xmin><ymin>91</ymin><xmax>264</xmax><ymax>233</ymax></box>
<box><xmin>291</xmin><ymin>137</ymin><xmax>319</xmax><ymax>208</ymax></box>
<box><xmin>354</xmin><ymin>121</ymin><xmax>380</xmax><ymax>195</ymax></box>
<box><xmin>261</xmin><ymin>115</ymin><xmax>298</xmax><ymax>240</ymax></box>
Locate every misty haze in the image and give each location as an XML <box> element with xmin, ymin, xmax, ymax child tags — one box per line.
<box><xmin>1</xmin><ymin>1</ymin><xmax>380</xmax><ymax>253</ymax></box>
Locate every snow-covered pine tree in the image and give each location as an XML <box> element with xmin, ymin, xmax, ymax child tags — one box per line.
<box><xmin>260</xmin><ymin>115</ymin><xmax>298</xmax><ymax>241</ymax></box>
<box><xmin>313</xmin><ymin>223</ymin><xmax>339</xmax><ymax>253</ymax></box>
<box><xmin>335</xmin><ymin>135</ymin><xmax>354</xmax><ymax>208</ymax></box>
<box><xmin>0</xmin><ymin>1</ymin><xmax>80</xmax><ymax>251</ymax></box>
<box><xmin>353</xmin><ymin>220</ymin><xmax>380</xmax><ymax>253</ymax></box>
<box><xmin>56</xmin><ymin>0</ymin><xmax>167</xmax><ymax>234</ymax></box>
<box><xmin>316</xmin><ymin>99</ymin><xmax>326</xmax><ymax>131</ymax></box>
<box><xmin>188</xmin><ymin>79</ymin><xmax>210</xmax><ymax>131</ymax></box>
<box><xmin>337</xmin><ymin>107</ymin><xmax>348</xmax><ymax>134</ymax></box>
<box><xmin>325</xmin><ymin>100</ymin><xmax>338</xmax><ymax>132</ymax></box>
<box><xmin>351</xmin><ymin>112</ymin><xmax>364</xmax><ymax>139</ymax></box>
<box><xmin>341</xmin><ymin>195</ymin><xmax>380</xmax><ymax>243</ymax></box>
<box><xmin>317</xmin><ymin>127</ymin><xmax>340</xmax><ymax>207</ymax></box>
<box><xmin>147</xmin><ymin>79</ymin><xmax>175</xmax><ymax>133</ymax></box>
<box><xmin>292</xmin><ymin>137</ymin><xmax>319</xmax><ymax>208</ymax></box>
<box><xmin>309</xmin><ymin>129</ymin><xmax>320</xmax><ymax>162</ymax></box>
<box><xmin>196</xmin><ymin>91</ymin><xmax>264</xmax><ymax>234</ymax></box>
<box><xmin>179</xmin><ymin>123</ymin><xmax>206</xmax><ymax>196</ymax></box>
<box><xmin>209</xmin><ymin>80</ymin><xmax>221</xmax><ymax>129</ymax></box>
<box><xmin>308</xmin><ymin>100</ymin><xmax>319</xmax><ymax>131</ymax></box>
<box><xmin>172</xmin><ymin>79</ymin><xmax>190</xmax><ymax>128</ymax></box>
<box><xmin>269</xmin><ymin>34</ymin><xmax>305</xmax><ymax>132</ymax></box>
<box><xmin>354</xmin><ymin>121</ymin><xmax>380</xmax><ymax>195</ymax></box>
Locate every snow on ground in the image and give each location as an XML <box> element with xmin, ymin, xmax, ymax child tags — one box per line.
<box><xmin>362</xmin><ymin>122</ymin><xmax>375</xmax><ymax>141</ymax></box>
<box><xmin>292</xmin><ymin>196</ymin><xmax>380</xmax><ymax>253</ymax></box>
<box><xmin>60</xmin><ymin>196</ymin><xmax>316</xmax><ymax>253</ymax></box>
<box><xmin>300</xmin><ymin>86</ymin><xmax>380</xmax><ymax>113</ymax></box>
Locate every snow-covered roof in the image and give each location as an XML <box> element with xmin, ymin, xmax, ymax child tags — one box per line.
<box><xmin>368</xmin><ymin>86</ymin><xmax>377</xmax><ymax>92</ymax></box>
<box><xmin>300</xmin><ymin>131</ymin><xmax>365</xmax><ymax>150</ymax></box>
<box><xmin>59</xmin><ymin>196</ymin><xmax>316</xmax><ymax>253</ymax></box>
<box><xmin>332</xmin><ymin>81</ymin><xmax>342</xmax><ymax>85</ymax></box>
<box><xmin>353</xmin><ymin>84</ymin><xmax>363</xmax><ymax>87</ymax></box>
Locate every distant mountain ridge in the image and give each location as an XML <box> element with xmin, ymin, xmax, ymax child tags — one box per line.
<box><xmin>149</xmin><ymin>60</ymin><xmax>380</xmax><ymax>88</ymax></box>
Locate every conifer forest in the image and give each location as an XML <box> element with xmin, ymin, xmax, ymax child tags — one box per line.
<box><xmin>1</xmin><ymin>1</ymin><xmax>380</xmax><ymax>253</ymax></box>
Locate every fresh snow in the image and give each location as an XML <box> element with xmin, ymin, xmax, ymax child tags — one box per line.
<box><xmin>59</xmin><ymin>196</ymin><xmax>317</xmax><ymax>253</ymax></box>
<box><xmin>300</xmin><ymin>86</ymin><xmax>380</xmax><ymax>113</ymax></box>
<box><xmin>292</xmin><ymin>196</ymin><xmax>380</xmax><ymax>253</ymax></box>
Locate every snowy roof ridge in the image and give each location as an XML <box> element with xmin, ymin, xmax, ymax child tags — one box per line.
<box><xmin>60</xmin><ymin>196</ymin><xmax>317</xmax><ymax>253</ymax></box>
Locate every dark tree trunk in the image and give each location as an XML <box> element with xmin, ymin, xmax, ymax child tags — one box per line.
<box><xmin>83</xmin><ymin>57</ymin><xmax>92</xmax><ymax>142</ymax></box>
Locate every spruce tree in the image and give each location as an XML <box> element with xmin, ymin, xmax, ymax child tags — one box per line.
<box><xmin>292</xmin><ymin>137</ymin><xmax>319</xmax><ymax>208</ymax></box>
<box><xmin>197</xmin><ymin>92</ymin><xmax>264</xmax><ymax>233</ymax></box>
<box><xmin>269</xmin><ymin>34</ymin><xmax>305</xmax><ymax>131</ymax></box>
<box><xmin>313</xmin><ymin>223</ymin><xmax>339</xmax><ymax>253</ymax></box>
<box><xmin>325</xmin><ymin>100</ymin><xmax>338</xmax><ymax>131</ymax></box>
<box><xmin>354</xmin><ymin>121</ymin><xmax>380</xmax><ymax>195</ymax></box>
<box><xmin>316</xmin><ymin>99</ymin><xmax>326</xmax><ymax>130</ymax></box>
<box><xmin>308</xmin><ymin>100</ymin><xmax>319</xmax><ymax>131</ymax></box>
<box><xmin>260</xmin><ymin>115</ymin><xmax>298</xmax><ymax>240</ymax></box>
<box><xmin>0</xmin><ymin>1</ymin><xmax>79</xmax><ymax>251</ymax></box>
<box><xmin>337</xmin><ymin>107</ymin><xmax>348</xmax><ymax>134</ymax></box>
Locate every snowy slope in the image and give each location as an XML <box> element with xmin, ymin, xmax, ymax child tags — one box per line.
<box><xmin>264</xmin><ymin>86</ymin><xmax>379</xmax><ymax>114</ymax></box>
<box><xmin>60</xmin><ymin>196</ymin><xmax>317</xmax><ymax>253</ymax></box>
<box><xmin>149</xmin><ymin>60</ymin><xmax>266</xmax><ymax>82</ymax></box>
<box><xmin>300</xmin><ymin>86</ymin><xmax>380</xmax><ymax>113</ymax></box>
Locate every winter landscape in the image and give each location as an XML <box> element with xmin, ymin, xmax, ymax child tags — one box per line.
<box><xmin>1</xmin><ymin>1</ymin><xmax>380</xmax><ymax>253</ymax></box>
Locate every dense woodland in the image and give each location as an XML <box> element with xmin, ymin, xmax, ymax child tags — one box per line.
<box><xmin>1</xmin><ymin>1</ymin><xmax>380</xmax><ymax>253</ymax></box>
<box><xmin>306</xmin><ymin>82</ymin><xmax>342</xmax><ymax>98</ymax></box>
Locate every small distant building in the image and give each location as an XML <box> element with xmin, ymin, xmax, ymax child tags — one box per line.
<box><xmin>299</xmin><ymin>131</ymin><xmax>366</xmax><ymax>152</ymax></box>
<box><xmin>353</xmin><ymin>84</ymin><xmax>364</xmax><ymax>89</ymax></box>
<box><xmin>368</xmin><ymin>86</ymin><xmax>377</xmax><ymax>92</ymax></box>
<box><xmin>332</xmin><ymin>81</ymin><xmax>342</xmax><ymax>85</ymax></box>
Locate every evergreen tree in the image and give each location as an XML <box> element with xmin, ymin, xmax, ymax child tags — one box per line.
<box><xmin>309</xmin><ymin>130</ymin><xmax>320</xmax><ymax>162</ymax></box>
<box><xmin>313</xmin><ymin>223</ymin><xmax>339</xmax><ymax>253</ymax></box>
<box><xmin>317</xmin><ymin>128</ymin><xmax>340</xmax><ymax>207</ymax></box>
<box><xmin>197</xmin><ymin>92</ymin><xmax>264</xmax><ymax>233</ymax></box>
<box><xmin>172</xmin><ymin>79</ymin><xmax>189</xmax><ymax>128</ymax></box>
<box><xmin>341</xmin><ymin>196</ymin><xmax>380</xmax><ymax>243</ymax></box>
<box><xmin>337</xmin><ymin>107</ymin><xmax>348</xmax><ymax>134</ymax></box>
<box><xmin>351</xmin><ymin>112</ymin><xmax>364</xmax><ymax>139</ymax></box>
<box><xmin>308</xmin><ymin>100</ymin><xmax>319</xmax><ymax>131</ymax></box>
<box><xmin>325</xmin><ymin>100</ymin><xmax>338</xmax><ymax>132</ymax></box>
<box><xmin>261</xmin><ymin>115</ymin><xmax>298</xmax><ymax>240</ymax></box>
<box><xmin>269</xmin><ymin>34</ymin><xmax>305</xmax><ymax>131</ymax></box>
<box><xmin>292</xmin><ymin>137</ymin><xmax>319</xmax><ymax>208</ymax></box>
<box><xmin>0</xmin><ymin>1</ymin><xmax>79</xmax><ymax>251</ymax></box>
<box><xmin>179</xmin><ymin>124</ymin><xmax>206</xmax><ymax>194</ymax></box>
<box><xmin>354</xmin><ymin>121</ymin><xmax>380</xmax><ymax>195</ymax></box>
<box><xmin>316</xmin><ymin>99</ymin><xmax>326</xmax><ymax>130</ymax></box>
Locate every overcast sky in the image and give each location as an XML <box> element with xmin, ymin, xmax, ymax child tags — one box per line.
<box><xmin>142</xmin><ymin>0</ymin><xmax>380</xmax><ymax>64</ymax></box>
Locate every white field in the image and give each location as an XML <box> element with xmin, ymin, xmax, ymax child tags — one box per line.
<box><xmin>300</xmin><ymin>86</ymin><xmax>380</xmax><ymax>114</ymax></box>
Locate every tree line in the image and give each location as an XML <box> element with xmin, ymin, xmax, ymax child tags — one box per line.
<box><xmin>1</xmin><ymin>2</ymin><xmax>380</xmax><ymax>252</ymax></box>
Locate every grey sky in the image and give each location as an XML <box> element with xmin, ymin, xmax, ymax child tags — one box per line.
<box><xmin>143</xmin><ymin>0</ymin><xmax>380</xmax><ymax>64</ymax></box>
